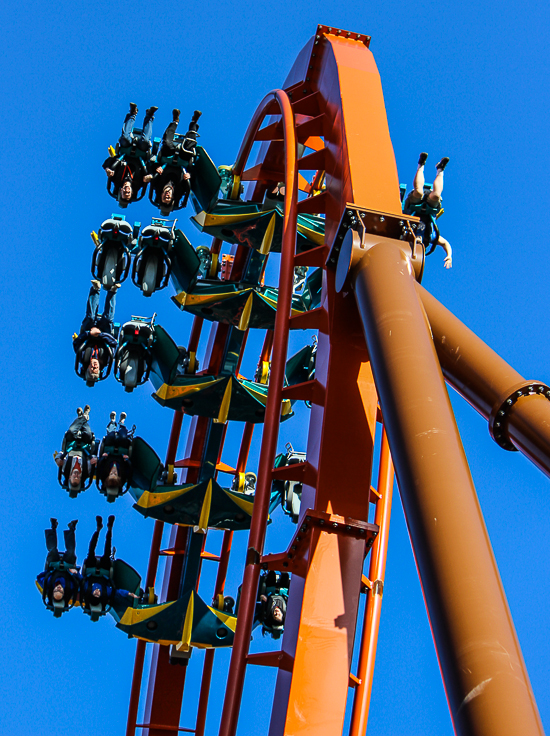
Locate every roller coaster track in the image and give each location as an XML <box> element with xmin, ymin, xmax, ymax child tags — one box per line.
<box><xmin>127</xmin><ymin>25</ymin><xmax>549</xmax><ymax>736</ymax></box>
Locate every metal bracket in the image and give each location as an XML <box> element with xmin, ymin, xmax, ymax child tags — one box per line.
<box><xmin>489</xmin><ymin>380</ymin><xmax>550</xmax><ymax>450</ymax></box>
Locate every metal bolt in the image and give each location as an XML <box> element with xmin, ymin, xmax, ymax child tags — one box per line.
<box><xmin>345</xmin><ymin>525</ymin><xmax>351</xmax><ymax>531</ymax></box>
<box><xmin>380</xmin><ymin>216</ymin><xmax>385</xmax><ymax>222</ymax></box>
<box><xmin>319</xmin><ymin>519</ymin><xmax>325</xmax><ymax>526</ymax></box>
<box><xmin>332</xmin><ymin>522</ymin><xmax>338</xmax><ymax>528</ymax></box>
<box><xmin>306</xmin><ymin>516</ymin><xmax>311</xmax><ymax>522</ymax></box>
<box><xmin>506</xmin><ymin>399</ymin><xmax>513</xmax><ymax>405</ymax></box>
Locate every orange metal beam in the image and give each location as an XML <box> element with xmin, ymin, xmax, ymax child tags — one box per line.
<box><xmin>218</xmin><ymin>87</ymin><xmax>298</xmax><ymax>736</ymax></box>
<box><xmin>350</xmin><ymin>238</ymin><xmax>544</xmax><ymax>736</ymax></box>
<box><xmin>349</xmin><ymin>428</ymin><xmax>394</xmax><ymax>736</ymax></box>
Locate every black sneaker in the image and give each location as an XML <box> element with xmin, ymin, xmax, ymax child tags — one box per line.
<box><xmin>172</xmin><ymin>108</ymin><xmax>180</xmax><ymax>123</ymax></box>
<box><xmin>129</xmin><ymin>102</ymin><xmax>138</xmax><ymax>115</ymax></box>
<box><xmin>96</xmin><ymin>515</ymin><xmax>103</xmax><ymax>530</ymax></box>
<box><xmin>436</xmin><ymin>157</ymin><xmax>450</xmax><ymax>171</ymax></box>
<box><xmin>146</xmin><ymin>106</ymin><xmax>158</xmax><ymax>117</ymax></box>
<box><xmin>418</xmin><ymin>152</ymin><xmax>428</xmax><ymax>166</ymax></box>
<box><xmin>107</xmin><ymin>515</ymin><xmax>115</xmax><ymax>528</ymax></box>
<box><xmin>50</xmin><ymin>518</ymin><xmax>58</xmax><ymax>529</ymax></box>
<box><xmin>68</xmin><ymin>519</ymin><xmax>78</xmax><ymax>531</ymax></box>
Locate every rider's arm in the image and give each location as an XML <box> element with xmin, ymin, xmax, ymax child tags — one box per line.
<box><xmin>438</xmin><ymin>236</ymin><xmax>453</xmax><ymax>269</ymax></box>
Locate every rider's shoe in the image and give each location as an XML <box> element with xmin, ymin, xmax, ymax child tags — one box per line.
<box><xmin>172</xmin><ymin>108</ymin><xmax>180</xmax><ymax>123</ymax></box>
<box><xmin>436</xmin><ymin>157</ymin><xmax>450</xmax><ymax>171</ymax></box>
<box><xmin>129</xmin><ymin>102</ymin><xmax>138</xmax><ymax>115</ymax></box>
<box><xmin>146</xmin><ymin>106</ymin><xmax>158</xmax><ymax>118</ymax></box>
<box><xmin>119</xmin><ymin>412</ymin><xmax>127</xmax><ymax>425</ymax></box>
<box><xmin>418</xmin><ymin>152</ymin><xmax>428</xmax><ymax>167</ymax></box>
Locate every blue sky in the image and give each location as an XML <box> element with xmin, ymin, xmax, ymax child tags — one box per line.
<box><xmin>2</xmin><ymin>1</ymin><xmax>550</xmax><ymax>735</ymax></box>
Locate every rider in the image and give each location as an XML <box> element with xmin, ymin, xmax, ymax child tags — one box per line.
<box><xmin>37</xmin><ymin>518</ymin><xmax>81</xmax><ymax>616</ymax></box>
<box><xmin>402</xmin><ymin>153</ymin><xmax>453</xmax><ymax>269</ymax></box>
<box><xmin>73</xmin><ymin>280</ymin><xmax>119</xmax><ymax>386</ymax></box>
<box><xmin>103</xmin><ymin>102</ymin><xmax>158</xmax><ymax>207</ymax></box>
<box><xmin>55</xmin><ymin>406</ymin><xmax>97</xmax><ymax>494</ymax></box>
<box><xmin>255</xmin><ymin>571</ymin><xmax>290</xmax><ymax>638</ymax></box>
<box><xmin>148</xmin><ymin>109</ymin><xmax>196</xmax><ymax>215</ymax></box>
<box><xmin>81</xmin><ymin>516</ymin><xmax>138</xmax><ymax>617</ymax></box>
<box><xmin>95</xmin><ymin>412</ymin><xmax>133</xmax><ymax>496</ymax></box>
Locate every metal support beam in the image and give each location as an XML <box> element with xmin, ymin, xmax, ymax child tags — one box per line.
<box><xmin>350</xmin><ymin>239</ymin><xmax>543</xmax><ymax>736</ymax></box>
<box><xmin>417</xmin><ymin>282</ymin><xmax>550</xmax><ymax>478</ymax></box>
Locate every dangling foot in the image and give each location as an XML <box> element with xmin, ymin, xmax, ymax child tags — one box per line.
<box><xmin>436</xmin><ymin>157</ymin><xmax>449</xmax><ymax>172</ymax></box>
<box><xmin>68</xmin><ymin>519</ymin><xmax>78</xmax><ymax>531</ymax></box>
<box><xmin>119</xmin><ymin>412</ymin><xmax>127</xmax><ymax>425</ymax></box>
<box><xmin>110</xmin><ymin>411</ymin><xmax>116</xmax><ymax>422</ymax></box>
<box><xmin>172</xmin><ymin>108</ymin><xmax>180</xmax><ymax>123</ymax></box>
<box><xmin>91</xmin><ymin>279</ymin><xmax>101</xmax><ymax>291</ymax></box>
<box><xmin>50</xmin><ymin>518</ymin><xmax>58</xmax><ymax>529</ymax></box>
<box><xmin>145</xmin><ymin>106</ymin><xmax>158</xmax><ymax>118</ymax></box>
<box><xmin>418</xmin><ymin>152</ymin><xmax>428</xmax><ymax>167</ymax></box>
<box><xmin>96</xmin><ymin>515</ymin><xmax>103</xmax><ymax>530</ymax></box>
<box><xmin>129</xmin><ymin>102</ymin><xmax>138</xmax><ymax>115</ymax></box>
<box><xmin>76</xmin><ymin>407</ymin><xmax>83</xmax><ymax>417</ymax></box>
<box><xmin>107</xmin><ymin>515</ymin><xmax>115</xmax><ymax>529</ymax></box>
<box><xmin>83</xmin><ymin>404</ymin><xmax>90</xmax><ymax>419</ymax></box>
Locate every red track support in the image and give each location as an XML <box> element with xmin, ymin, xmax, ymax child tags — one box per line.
<box><xmin>126</xmin><ymin>410</ymin><xmax>184</xmax><ymax>736</ymax></box>
<box><xmin>218</xmin><ymin>88</ymin><xmax>298</xmax><ymax>736</ymax></box>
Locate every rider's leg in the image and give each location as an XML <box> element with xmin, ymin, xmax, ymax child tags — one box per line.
<box><xmin>428</xmin><ymin>157</ymin><xmax>449</xmax><ymax>205</ymax></box>
<box><xmin>85</xmin><ymin>516</ymin><xmax>102</xmax><ymax>567</ymax></box>
<box><xmin>412</xmin><ymin>152</ymin><xmax>428</xmax><ymax>199</ymax></box>
<box><xmin>139</xmin><ymin>107</ymin><xmax>157</xmax><ymax>150</ymax></box>
<box><xmin>99</xmin><ymin>515</ymin><xmax>115</xmax><ymax>568</ymax></box>
<box><xmin>63</xmin><ymin>520</ymin><xmax>78</xmax><ymax>565</ymax></box>
<box><xmin>120</xmin><ymin>104</ymin><xmax>138</xmax><ymax>146</ymax></box>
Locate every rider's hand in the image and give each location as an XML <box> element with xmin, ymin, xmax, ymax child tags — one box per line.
<box><xmin>156</xmin><ymin>167</ymin><xmax>163</xmax><ymax>175</ymax></box>
<box><xmin>89</xmin><ymin>327</ymin><xmax>101</xmax><ymax>336</ymax></box>
<box><xmin>143</xmin><ymin>174</ymin><xmax>153</xmax><ymax>183</ymax></box>
<box><xmin>105</xmin><ymin>168</ymin><xmax>115</xmax><ymax>177</ymax></box>
<box><xmin>183</xmin><ymin>172</ymin><xmax>191</xmax><ymax>180</ymax></box>
<box><xmin>90</xmin><ymin>456</ymin><xmax>98</xmax><ymax>465</ymax></box>
<box><xmin>444</xmin><ymin>255</ymin><xmax>452</xmax><ymax>269</ymax></box>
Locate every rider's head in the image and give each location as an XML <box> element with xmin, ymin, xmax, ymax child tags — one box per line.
<box><xmin>159</xmin><ymin>184</ymin><xmax>174</xmax><ymax>216</ymax></box>
<box><xmin>52</xmin><ymin>583</ymin><xmax>65</xmax><ymax>602</ymax></box>
<box><xmin>106</xmin><ymin>463</ymin><xmax>122</xmax><ymax>490</ymax></box>
<box><xmin>92</xmin><ymin>584</ymin><xmax>103</xmax><ymax>599</ymax></box>
<box><xmin>68</xmin><ymin>465</ymin><xmax>82</xmax><ymax>492</ymax></box>
<box><xmin>271</xmin><ymin>606</ymin><xmax>284</xmax><ymax>624</ymax></box>
<box><xmin>161</xmin><ymin>184</ymin><xmax>174</xmax><ymax>205</ymax></box>
<box><xmin>118</xmin><ymin>181</ymin><xmax>132</xmax><ymax>208</ymax></box>
<box><xmin>86</xmin><ymin>357</ymin><xmax>101</xmax><ymax>386</ymax></box>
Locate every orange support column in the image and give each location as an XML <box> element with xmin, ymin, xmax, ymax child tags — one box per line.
<box><xmin>349</xmin><ymin>428</ymin><xmax>394</xmax><ymax>736</ymax></box>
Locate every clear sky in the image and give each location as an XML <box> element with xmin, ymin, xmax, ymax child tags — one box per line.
<box><xmin>2</xmin><ymin>1</ymin><xmax>550</xmax><ymax>735</ymax></box>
